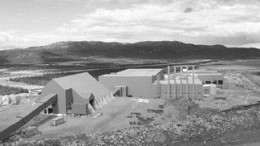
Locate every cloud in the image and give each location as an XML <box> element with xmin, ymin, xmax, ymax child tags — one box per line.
<box><xmin>1</xmin><ymin>0</ymin><xmax>260</xmax><ymax>49</ymax></box>
<box><xmin>240</xmin><ymin>43</ymin><xmax>260</xmax><ymax>48</ymax></box>
<box><xmin>0</xmin><ymin>31</ymin><xmax>65</xmax><ymax>50</ymax></box>
<box><xmin>57</xmin><ymin>0</ymin><xmax>260</xmax><ymax>45</ymax></box>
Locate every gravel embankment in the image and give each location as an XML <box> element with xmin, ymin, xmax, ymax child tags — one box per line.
<box><xmin>5</xmin><ymin>100</ymin><xmax>260</xmax><ymax>146</ymax></box>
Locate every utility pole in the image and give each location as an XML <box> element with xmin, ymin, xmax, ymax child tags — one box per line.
<box><xmin>167</xmin><ymin>66</ymin><xmax>171</xmax><ymax>98</ymax></box>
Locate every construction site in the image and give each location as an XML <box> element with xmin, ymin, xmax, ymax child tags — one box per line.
<box><xmin>1</xmin><ymin>63</ymin><xmax>260</xmax><ymax>145</ymax></box>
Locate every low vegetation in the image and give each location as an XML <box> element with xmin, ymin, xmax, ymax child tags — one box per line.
<box><xmin>0</xmin><ymin>85</ymin><xmax>28</xmax><ymax>95</ymax></box>
<box><xmin>147</xmin><ymin>109</ymin><xmax>164</xmax><ymax>115</ymax></box>
<box><xmin>8</xmin><ymin>68</ymin><xmax>125</xmax><ymax>85</ymax></box>
<box><xmin>128</xmin><ymin>112</ymin><xmax>155</xmax><ymax>126</ymax></box>
<box><xmin>9</xmin><ymin>72</ymin><xmax>83</xmax><ymax>86</ymax></box>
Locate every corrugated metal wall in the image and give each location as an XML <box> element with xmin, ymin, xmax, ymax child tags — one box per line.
<box><xmin>153</xmin><ymin>83</ymin><xmax>203</xmax><ymax>100</ymax></box>
<box><xmin>99</xmin><ymin>76</ymin><xmax>156</xmax><ymax>98</ymax></box>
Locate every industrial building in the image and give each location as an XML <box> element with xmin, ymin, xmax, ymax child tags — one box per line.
<box><xmin>155</xmin><ymin>76</ymin><xmax>204</xmax><ymax>100</ymax></box>
<box><xmin>41</xmin><ymin>72</ymin><xmax>114</xmax><ymax>115</ymax></box>
<box><xmin>0</xmin><ymin>72</ymin><xmax>114</xmax><ymax>141</ymax></box>
<box><xmin>99</xmin><ymin>66</ymin><xmax>225</xmax><ymax>100</ymax></box>
<box><xmin>99</xmin><ymin>69</ymin><xmax>163</xmax><ymax>98</ymax></box>
<box><xmin>99</xmin><ymin>68</ymin><xmax>203</xmax><ymax>99</ymax></box>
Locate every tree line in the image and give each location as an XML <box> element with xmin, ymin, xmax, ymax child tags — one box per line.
<box><xmin>0</xmin><ymin>85</ymin><xmax>28</xmax><ymax>95</ymax></box>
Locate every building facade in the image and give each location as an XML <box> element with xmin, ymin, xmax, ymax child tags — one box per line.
<box><xmin>41</xmin><ymin>72</ymin><xmax>114</xmax><ymax>115</ymax></box>
<box><xmin>99</xmin><ymin>69</ymin><xmax>163</xmax><ymax>98</ymax></box>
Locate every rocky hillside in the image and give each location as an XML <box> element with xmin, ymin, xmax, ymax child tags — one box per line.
<box><xmin>0</xmin><ymin>41</ymin><xmax>260</xmax><ymax>64</ymax></box>
<box><xmin>6</xmin><ymin>100</ymin><xmax>260</xmax><ymax>145</ymax></box>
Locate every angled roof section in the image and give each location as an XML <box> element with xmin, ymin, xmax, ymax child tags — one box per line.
<box><xmin>52</xmin><ymin>72</ymin><xmax>111</xmax><ymax>99</ymax></box>
<box><xmin>38</xmin><ymin>93</ymin><xmax>57</xmax><ymax>103</ymax></box>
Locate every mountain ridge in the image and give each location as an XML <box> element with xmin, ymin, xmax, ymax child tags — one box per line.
<box><xmin>0</xmin><ymin>41</ymin><xmax>259</xmax><ymax>64</ymax></box>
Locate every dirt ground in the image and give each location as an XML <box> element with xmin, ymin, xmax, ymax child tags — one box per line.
<box><xmin>2</xmin><ymin>59</ymin><xmax>260</xmax><ymax>145</ymax></box>
<box><xmin>35</xmin><ymin>97</ymin><xmax>164</xmax><ymax>138</ymax></box>
<box><xmin>244</xmin><ymin>72</ymin><xmax>260</xmax><ymax>88</ymax></box>
<box><xmin>197</xmin><ymin>60</ymin><xmax>260</xmax><ymax>111</ymax></box>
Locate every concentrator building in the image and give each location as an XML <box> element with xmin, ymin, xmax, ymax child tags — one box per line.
<box><xmin>99</xmin><ymin>68</ymin><xmax>204</xmax><ymax>99</ymax></box>
<box><xmin>41</xmin><ymin>72</ymin><xmax>114</xmax><ymax>115</ymax></box>
<box><xmin>99</xmin><ymin>67</ymin><xmax>225</xmax><ymax>100</ymax></box>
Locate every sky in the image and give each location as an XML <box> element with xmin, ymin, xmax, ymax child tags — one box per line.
<box><xmin>0</xmin><ymin>0</ymin><xmax>260</xmax><ymax>50</ymax></box>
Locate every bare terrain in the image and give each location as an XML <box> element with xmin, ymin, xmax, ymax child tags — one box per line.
<box><xmin>1</xmin><ymin>59</ymin><xmax>260</xmax><ymax>145</ymax></box>
<box><xmin>37</xmin><ymin>98</ymin><xmax>164</xmax><ymax>138</ymax></box>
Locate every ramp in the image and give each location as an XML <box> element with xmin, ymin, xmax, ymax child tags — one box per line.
<box><xmin>0</xmin><ymin>94</ymin><xmax>57</xmax><ymax>141</ymax></box>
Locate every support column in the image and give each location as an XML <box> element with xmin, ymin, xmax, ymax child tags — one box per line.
<box><xmin>167</xmin><ymin>66</ymin><xmax>171</xmax><ymax>98</ymax></box>
<box><xmin>192</xmin><ymin>65</ymin><xmax>195</xmax><ymax>100</ymax></box>
<box><xmin>186</xmin><ymin>66</ymin><xmax>189</xmax><ymax>100</ymax></box>
<box><xmin>157</xmin><ymin>75</ymin><xmax>161</xmax><ymax>98</ymax></box>
<box><xmin>174</xmin><ymin>66</ymin><xmax>177</xmax><ymax>99</ymax></box>
<box><xmin>181</xmin><ymin>66</ymin><xmax>184</xmax><ymax>98</ymax></box>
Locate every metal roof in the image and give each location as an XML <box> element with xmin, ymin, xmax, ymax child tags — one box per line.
<box><xmin>102</xmin><ymin>69</ymin><xmax>162</xmax><ymax>77</ymax></box>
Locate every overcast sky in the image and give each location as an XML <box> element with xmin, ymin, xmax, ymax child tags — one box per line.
<box><xmin>0</xmin><ymin>0</ymin><xmax>260</xmax><ymax>49</ymax></box>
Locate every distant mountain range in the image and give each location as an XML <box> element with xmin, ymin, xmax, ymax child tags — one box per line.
<box><xmin>0</xmin><ymin>41</ymin><xmax>260</xmax><ymax>64</ymax></box>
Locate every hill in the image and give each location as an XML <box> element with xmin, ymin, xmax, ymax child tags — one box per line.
<box><xmin>0</xmin><ymin>41</ymin><xmax>260</xmax><ymax>64</ymax></box>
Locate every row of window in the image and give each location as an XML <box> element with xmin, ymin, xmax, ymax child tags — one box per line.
<box><xmin>204</xmin><ymin>80</ymin><xmax>223</xmax><ymax>85</ymax></box>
